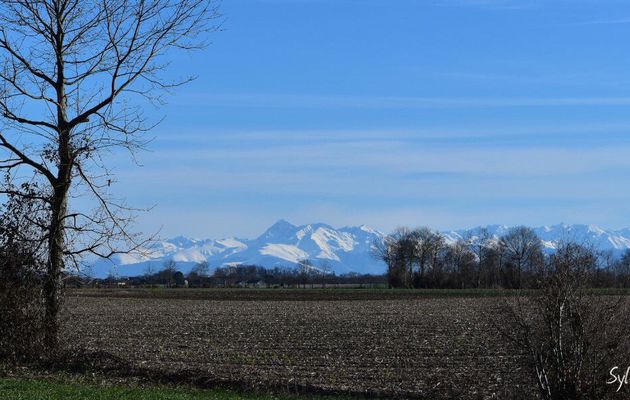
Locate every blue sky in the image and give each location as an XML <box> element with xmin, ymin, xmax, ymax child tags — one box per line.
<box><xmin>110</xmin><ymin>0</ymin><xmax>630</xmax><ymax>238</ymax></box>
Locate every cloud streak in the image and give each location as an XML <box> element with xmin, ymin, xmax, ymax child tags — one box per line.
<box><xmin>154</xmin><ymin>122</ymin><xmax>630</xmax><ymax>145</ymax></box>
<box><xmin>571</xmin><ymin>17</ymin><xmax>630</xmax><ymax>26</ymax></box>
<box><xmin>178</xmin><ymin>92</ymin><xmax>630</xmax><ymax>110</ymax></box>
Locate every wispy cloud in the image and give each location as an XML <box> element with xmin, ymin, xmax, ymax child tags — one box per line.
<box><xmin>177</xmin><ymin>92</ymin><xmax>630</xmax><ymax>110</ymax></box>
<box><xmin>155</xmin><ymin>122</ymin><xmax>630</xmax><ymax>143</ymax></box>
<box><xmin>571</xmin><ymin>17</ymin><xmax>630</xmax><ymax>26</ymax></box>
<box><xmin>433</xmin><ymin>0</ymin><xmax>535</xmax><ymax>10</ymax></box>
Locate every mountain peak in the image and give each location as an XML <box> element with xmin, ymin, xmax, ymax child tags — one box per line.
<box><xmin>359</xmin><ymin>224</ymin><xmax>379</xmax><ymax>234</ymax></box>
<box><xmin>167</xmin><ymin>235</ymin><xmax>198</xmax><ymax>248</ymax></box>
<box><xmin>257</xmin><ymin>219</ymin><xmax>298</xmax><ymax>241</ymax></box>
<box><xmin>301</xmin><ymin>222</ymin><xmax>334</xmax><ymax>231</ymax></box>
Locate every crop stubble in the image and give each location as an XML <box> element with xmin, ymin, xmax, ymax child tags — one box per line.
<box><xmin>63</xmin><ymin>294</ymin><xmax>531</xmax><ymax>398</ymax></box>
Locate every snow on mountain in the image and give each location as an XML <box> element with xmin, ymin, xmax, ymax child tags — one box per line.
<box><xmin>446</xmin><ymin>224</ymin><xmax>630</xmax><ymax>255</ymax></box>
<box><xmin>88</xmin><ymin>221</ymin><xmax>630</xmax><ymax>278</ymax></box>
<box><xmin>260</xmin><ymin>243</ymin><xmax>309</xmax><ymax>263</ymax></box>
<box><xmin>89</xmin><ymin>220</ymin><xmax>385</xmax><ymax>278</ymax></box>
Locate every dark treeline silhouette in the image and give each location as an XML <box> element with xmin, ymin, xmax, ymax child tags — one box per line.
<box><xmin>81</xmin><ymin>225</ymin><xmax>630</xmax><ymax>290</ymax></box>
<box><xmin>96</xmin><ymin>260</ymin><xmax>386</xmax><ymax>289</ymax></box>
<box><xmin>374</xmin><ymin>225</ymin><xmax>630</xmax><ymax>289</ymax></box>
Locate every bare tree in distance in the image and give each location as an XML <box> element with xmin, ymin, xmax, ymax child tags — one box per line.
<box><xmin>465</xmin><ymin>227</ymin><xmax>492</xmax><ymax>288</ymax></box>
<box><xmin>319</xmin><ymin>261</ymin><xmax>332</xmax><ymax>288</ymax></box>
<box><xmin>297</xmin><ymin>258</ymin><xmax>314</xmax><ymax>288</ymax></box>
<box><xmin>160</xmin><ymin>258</ymin><xmax>177</xmax><ymax>287</ymax></box>
<box><xmin>444</xmin><ymin>239</ymin><xmax>476</xmax><ymax>289</ymax></box>
<box><xmin>192</xmin><ymin>260</ymin><xmax>210</xmax><ymax>277</ymax></box>
<box><xmin>614</xmin><ymin>249</ymin><xmax>630</xmax><ymax>288</ymax></box>
<box><xmin>499</xmin><ymin>226</ymin><xmax>544</xmax><ymax>288</ymax></box>
<box><xmin>373</xmin><ymin>227</ymin><xmax>446</xmax><ymax>288</ymax></box>
<box><xmin>144</xmin><ymin>262</ymin><xmax>156</xmax><ymax>278</ymax></box>
<box><xmin>372</xmin><ymin>227</ymin><xmax>416</xmax><ymax>288</ymax></box>
<box><xmin>188</xmin><ymin>260</ymin><xmax>210</xmax><ymax>286</ymax></box>
<box><xmin>0</xmin><ymin>0</ymin><xmax>221</xmax><ymax>349</ymax></box>
<box><xmin>412</xmin><ymin>227</ymin><xmax>444</xmax><ymax>288</ymax></box>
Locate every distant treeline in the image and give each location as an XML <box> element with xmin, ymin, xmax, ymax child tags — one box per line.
<box><xmin>75</xmin><ymin>225</ymin><xmax>630</xmax><ymax>290</ymax></box>
<box><xmin>374</xmin><ymin>226</ymin><xmax>630</xmax><ymax>289</ymax></box>
<box><xmin>84</xmin><ymin>260</ymin><xmax>386</xmax><ymax>289</ymax></box>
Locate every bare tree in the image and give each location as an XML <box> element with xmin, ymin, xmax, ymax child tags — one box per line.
<box><xmin>143</xmin><ymin>262</ymin><xmax>156</xmax><ymax>277</ymax></box>
<box><xmin>373</xmin><ymin>227</ymin><xmax>416</xmax><ymax>288</ymax></box>
<box><xmin>192</xmin><ymin>260</ymin><xmax>210</xmax><ymax>277</ymax></box>
<box><xmin>411</xmin><ymin>227</ymin><xmax>444</xmax><ymax>288</ymax></box>
<box><xmin>499</xmin><ymin>226</ymin><xmax>544</xmax><ymax>288</ymax></box>
<box><xmin>615</xmin><ymin>249</ymin><xmax>630</xmax><ymax>288</ymax></box>
<box><xmin>297</xmin><ymin>258</ymin><xmax>314</xmax><ymax>288</ymax></box>
<box><xmin>0</xmin><ymin>0</ymin><xmax>221</xmax><ymax>349</ymax></box>
<box><xmin>188</xmin><ymin>260</ymin><xmax>210</xmax><ymax>287</ymax></box>
<box><xmin>501</xmin><ymin>242</ymin><xmax>630</xmax><ymax>399</ymax></box>
<box><xmin>373</xmin><ymin>227</ymin><xmax>445</xmax><ymax>288</ymax></box>
<box><xmin>444</xmin><ymin>239</ymin><xmax>476</xmax><ymax>289</ymax></box>
<box><xmin>319</xmin><ymin>261</ymin><xmax>332</xmax><ymax>288</ymax></box>
<box><xmin>594</xmin><ymin>249</ymin><xmax>615</xmax><ymax>288</ymax></box>
<box><xmin>160</xmin><ymin>258</ymin><xmax>177</xmax><ymax>287</ymax></box>
<box><xmin>465</xmin><ymin>227</ymin><xmax>492</xmax><ymax>288</ymax></box>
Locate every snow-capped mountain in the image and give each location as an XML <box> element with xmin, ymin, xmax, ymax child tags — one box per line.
<box><xmin>88</xmin><ymin>221</ymin><xmax>630</xmax><ymax>278</ymax></box>
<box><xmin>444</xmin><ymin>224</ymin><xmax>630</xmax><ymax>256</ymax></box>
<box><xmin>89</xmin><ymin>220</ymin><xmax>385</xmax><ymax>278</ymax></box>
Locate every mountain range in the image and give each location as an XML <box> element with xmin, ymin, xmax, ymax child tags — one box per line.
<box><xmin>88</xmin><ymin>221</ymin><xmax>630</xmax><ymax>278</ymax></box>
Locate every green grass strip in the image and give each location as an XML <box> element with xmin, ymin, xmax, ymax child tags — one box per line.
<box><xmin>0</xmin><ymin>378</ymin><xmax>338</xmax><ymax>400</ymax></box>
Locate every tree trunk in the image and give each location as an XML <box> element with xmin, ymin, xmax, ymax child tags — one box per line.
<box><xmin>43</xmin><ymin>127</ymin><xmax>72</xmax><ymax>350</ymax></box>
<box><xmin>44</xmin><ymin>16</ymin><xmax>71</xmax><ymax>350</ymax></box>
<box><xmin>43</xmin><ymin>184</ymin><xmax>69</xmax><ymax>350</ymax></box>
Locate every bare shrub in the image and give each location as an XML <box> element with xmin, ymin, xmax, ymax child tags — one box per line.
<box><xmin>0</xmin><ymin>197</ymin><xmax>47</xmax><ymax>361</ymax></box>
<box><xmin>501</xmin><ymin>242</ymin><xmax>630</xmax><ymax>399</ymax></box>
<box><xmin>0</xmin><ymin>251</ymin><xmax>46</xmax><ymax>361</ymax></box>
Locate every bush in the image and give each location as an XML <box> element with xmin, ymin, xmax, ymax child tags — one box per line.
<box><xmin>501</xmin><ymin>243</ymin><xmax>630</xmax><ymax>400</ymax></box>
<box><xmin>0</xmin><ymin>240</ymin><xmax>47</xmax><ymax>361</ymax></box>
